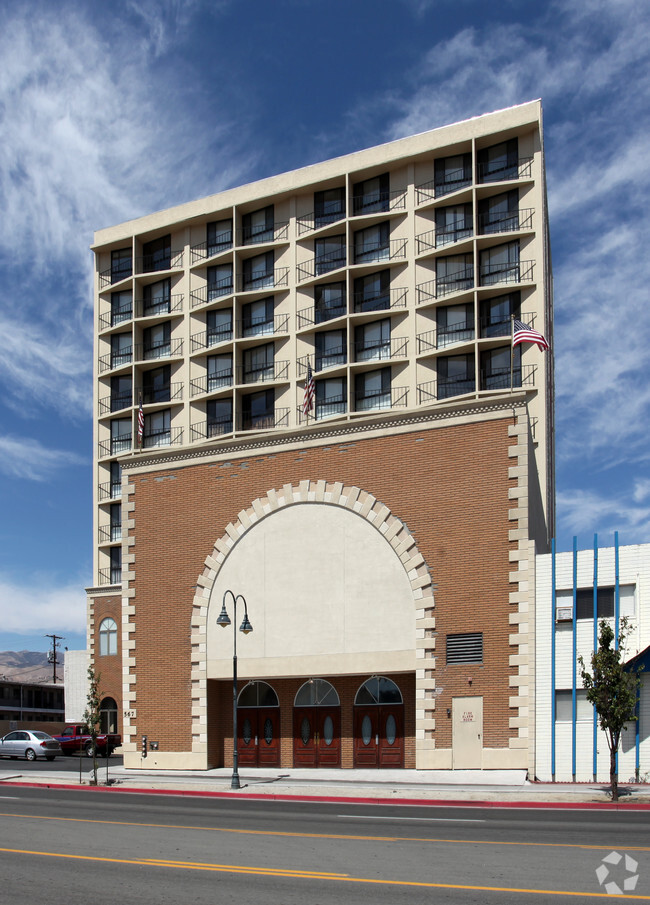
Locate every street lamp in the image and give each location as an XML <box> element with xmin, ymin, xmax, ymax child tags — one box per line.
<box><xmin>217</xmin><ymin>590</ymin><xmax>253</xmax><ymax>790</ymax></box>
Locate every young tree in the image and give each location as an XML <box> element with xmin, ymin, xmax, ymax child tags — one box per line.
<box><xmin>82</xmin><ymin>666</ymin><xmax>101</xmax><ymax>786</ymax></box>
<box><xmin>579</xmin><ymin>618</ymin><xmax>642</xmax><ymax>801</ymax></box>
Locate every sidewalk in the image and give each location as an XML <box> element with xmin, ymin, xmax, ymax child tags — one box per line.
<box><xmin>3</xmin><ymin>763</ymin><xmax>650</xmax><ymax>807</ymax></box>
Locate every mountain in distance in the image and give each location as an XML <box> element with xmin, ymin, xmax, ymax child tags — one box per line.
<box><xmin>0</xmin><ymin>650</ymin><xmax>65</xmax><ymax>684</ymax></box>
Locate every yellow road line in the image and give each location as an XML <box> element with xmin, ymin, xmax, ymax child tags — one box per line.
<box><xmin>0</xmin><ymin>810</ymin><xmax>649</xmax><ymax>853</ymax></box>
<box><xmin>0</xmin><ymin>846</ymin><xmax>648</xmax><ymax>899</ymax></box>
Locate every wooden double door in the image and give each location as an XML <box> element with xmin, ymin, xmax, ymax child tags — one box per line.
<box><xmin>353</xmin><ymin>705</ymin><xmax>404</xmax><ymax>767</ymax></box>
<box><xmin>237</xmin><ymin>707</ymin><xmax>281</xmax><ymax>767</ymax></box>
<box><xmin>293</xmin><ymin>707</ymin><xmax>341</xmax><ymax>767</ymax></box>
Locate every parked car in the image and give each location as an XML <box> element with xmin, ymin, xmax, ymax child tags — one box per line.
<box><xmin>0</xmin><ymin>730</ymin><xmax>62</xmax><ymax>761</ymax></box>
<box><xmin>53</xmin><ymin>724</ymin><xmax>121</xmax><ymax>757</ymax></box>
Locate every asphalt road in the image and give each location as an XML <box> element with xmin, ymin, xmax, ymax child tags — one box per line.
<box><xmin>0</xmin><ymin>753</ymin><xmax>121</xmax><ymax>774</ymax></box>
<box><xmin>0</xmin><ymin>786</ymin><xmax>648</xmax><ymax>903</ymax></box>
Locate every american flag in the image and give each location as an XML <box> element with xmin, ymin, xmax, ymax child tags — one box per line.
<box><xmin>513</xmin><ymin>319</ymin><xmax>549</xmax><ymax>351</ymax></box>
<box><xmin>302</xmin><ymin>364</ymin><xmax>315</xmax><ymax>416</ymax></box>
<box><xmin>137</xmin><ymin>397</ymin><xmax>144</xmax><ymax>445</ymax></box>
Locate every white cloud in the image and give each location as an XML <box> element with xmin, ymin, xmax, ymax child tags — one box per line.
<box><xmin>0</xmin><ymin>574</ymin><xmax>87</xmax><ymax>636</ymax></box>
<box><xmin>557</xmin><ymin>487</ymin><xmax>650</xmax><ymax>545</ymax></box>
<box><xmin>0</xmin><ymin>435</ymin><xmax>85</xmax><ymax>481</ymax></box>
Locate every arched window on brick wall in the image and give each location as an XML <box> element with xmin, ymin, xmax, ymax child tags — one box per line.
<box><xmin>99</xmin><ymin>617</ymin><xmax>117</xmax><ymax>656</ymax></box>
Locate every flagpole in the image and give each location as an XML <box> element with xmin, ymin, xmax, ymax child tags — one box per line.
<box><xmin>510</xmin><ymin>315</ymin><xmax>514</xmax><ymax>393</ymax></box>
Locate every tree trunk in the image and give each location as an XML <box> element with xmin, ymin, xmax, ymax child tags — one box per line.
<box><xmin>610</xmin><ymin>741</ymin><xmax>618</xmax><ymax>801</ymax></box>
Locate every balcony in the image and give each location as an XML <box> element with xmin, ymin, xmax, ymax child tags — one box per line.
<box><xmin>98</xmin><ymin>481</ymin><xmax>122</xmax><ymax>502</ymax></box>
<box><xmin>134</xmin><ymin>249</ymin><xmax>183</xmax><ymax>274</ymax></box>
<box><xmin>416</xmin><ymin>377</ymin><xmax>475</xmax><ymax>403</ymax></box>
<box><xmin>415</xmin><ymin>172</ymin><xmax>471</xmax><ymax>205</ymax></box>
<box><xmin>297</xmin><ymin>249</ymin><xmax>346</xmax><ymax>282</ymax></box>
<box><xmin>352</xmin><ymin>285</ymin><xmax>407</xmax><ymax>314</ymax></box>
<box><xmin>99</xmin><ymin>300</ymin><xmax>133</xmax><ymax>331</ymax></box>
<box><xmin>239</xmin><ymin>407</ymin><xmax>289</xmax><ymax>432</ymax></box>
<box><xmin>237</xmin><ymin>221</ymin><xmax>289</xmax><ymax>246</ymax></box>
<box><xmin>190</xmin><ymin>416</ymin><xmax>234</xmax><ymax>441</ymax></box>
<box><xmin>99</xmin><ymin>347</ymin><xmax>132</xmax><ymax>374</ymax></box>
<box><xmin>354</xmin><ymin>385</ymin><xmax>408</xmax><ymax>413</ymax></box>
<box><xmin>238</xmin><ymin>359</ymin><xmax>289</xmax><ymax>385</ymax></box>
<box><xmin>297</xmin><ymin>395</ymin><xmax>347</xmax><ymax>423</ymax></box>
<box><xmin>99</xmin><ymin>262</ymin><xmax>132</xmax><ymax>289</ymax></box>
<box><xmin>297</xmin><ymin>301</ymin><xmax>347</xmax><ymax>328</ymax></box>
<box><xmin>238</xmin><ymin>313</ymin><xmax>289</xmax><ymax>339</ymax></box>
<box><xmin>479</xmin><ymin>310</ymin><xmax>534</xmax><ymax>339</ymax></box>
<box><xmin>98</xmin><ymin>434</ymin><xmax>132</xmax><ymax>458</ymax></box>
<box><xmin>477</xmin><ymin>157</ymin><xmax>532</xmax><ymax>184</ymax></box>
<box><xmin>190</xmin><ymin>369</ymin><xmax>234</xmax><ymax>397</ymax></box>
<box><xmin>98</xmin><ymin>391</ymin><xmax>132</xmax><ymax>415</ymax></box>
<box><xmin>417</xmin><ymin>324</ymin><xmax>475</xmax><ymax>353</ymax></box>
<box><xmin>416</xmin><ymin>225</ymin><xmax>472</xmax><ymax>254</ymax></box>
<box><xmin>354</xmin><ymin>236</ymin><xmax>407</xmax><ymax>266</ymax></box>
<box><xmin>478</xmin><ymin>208</ymin><xmax>533</xmax><ymax>235</ymax></box>
<box><xmin>98</xmin><ymin>568</ymin><xmax>121</xmax><ymax>586</ymax></box>
<box><xmin>190</xmin><ymin>277</ymin><xmax>234</xmax><ymax>309</ymax></box>
<box><xmin>239</xmin><ymin>267</ymin><xmax>289</xmax><ymax>293</ymax></box>
<box><xmin>142</xmin><ymin>426</ymin><xmax>183</xmax><ymax>449</ymax></box>
<box><xmin>135</xmin><ymin>382</ymin><xmax>183</xmax><ymax>405</ymax></box>
<box><xmin>352</xmin><ymin>188</ymin><xmax>407</xmax><ymax>216</ymax></box>
<box><xmin>297</xmin><ymin>208</ymin><xmax>346</xmax><ymax>235</ymax></box>
<box><xmin>190</xmin><ymin>234</ymin><xmax>233</xmax><ymax>264</ymax></box>
<box><xmin>481</xmin><ymin>363</ymin><xmax>536</xmax><ymax>391</ymax></box>
<box><xmin>99</xmin><ymin>524</ymin><xmax>122</xmax><ymax>544</ymax></box>
<box><xmin>297</xmin><ymin>347</ymin><xmax>347</xmax><ymax>376</ymax></box>
<box><xmin>191</xmin><ymin>326</ymin><xmax>233</xmax><ymax>353</ymax></box>
<box><xmin>354</xmin><ymin>336</ymin><xmax>408</xmax><ymax>363</ymax></box>
<box><xmin>135</xmin><ymin>293</ymin><xmax>183</xmax><ymax>319</ymax></box>
<box><xmin>416</xmin><ymin>270</ymin><xmax>474</xmax><ymax>303</ymax></box>
<box><xmin>479</xmin><ymin>260</ymin><xmax>534</xmax><ymax>287</ymax></box>
<box><xmin>134</xmin><ymin>337</ymin><xmax>183</xmax><ymax>362</ymax></box>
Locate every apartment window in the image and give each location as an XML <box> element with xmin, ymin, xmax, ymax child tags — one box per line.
<box><xmin>315</xmin><ymin>235</ymin><xmax>346</xmax><ymax>275</ymax></box>
<box><xmin>110</xmin><ymin>418</ymin><xmax>131</xmax><ymax>454</ymax></box>
<box><xmin>437</xmin><ymin>354</ymin><xmax>475</xmax><ymax>399</ymax></box>
<box><xmin>316</xmin><ymin>377</ymin><xmax>347</xmax><ymax>419</ymax></box>
<box><xmin>206</xmin><ymin>308</ymin><xmax>233</xmax><ymax>346</ymax></box>
<box><xmin>111</xmin><ymin>289</ymin><xmax>132</xmax><ymax>326</ymax></box>
<box><xmin>556</xmin><ymin>586</ymin><xmax>636</xmax><ymax>621</ymax></box>
<box><xmin>207</xmin><ymin>218</ymin><xmax>233</xmax><ymax>255</ymax></box>
<box><xmin>143</xmin><ymin>322</ymin><xmax>171</xmax><ymax>360</ymax></box>
<box><xmin>478</xmin><ymin>190</ymin><xmax>519</xmax><ymax>234</ymax></box>
<box><xmin>110</xmin><ymin>461</ymin><xmax>122</xmax><ymax>499</ymax></box>
<box><xmin>477</xmin><ymin>138</ymin><xmax>518</xmax><ymax>183</ymax></box>
<box><xmin>243</xmin><ymin>343</ymin><xmax>274</xmax><ymax>383</ymax></box>
<box><xmin>446</xmin><ymin>633</ymin><xmax>483</xmax><ymax>665</ymax></box>
<box><xmin>207</xmin><ymin>398</ymin><xmax>233</xmax><ymax>437</ymax></box>
<box><xmin>110</xmin><ymin>547</ymin><xmax>122</xmax><ymax>585</ymax></box>
<box><xmin>353</xmin><ymin>173</ymin><xmax>389</xmax><ymax>214</ymax></box>
<box><xmin>243</xmin><ymin>252</ymin><xmax>274</xmax><ymax>290</ymax></box>
<box><xmin>110</xmin><ymin>333</ymin><xmax>132</xmax><ymax>368</ymax></box>
<box><xmin>480</xmin><ymin>292</ymin><xmax>521</xmax><ymax>338</ymax></box>
<box><xmin>437</xmin><ymin>304</ymin><xmax>474</xmax><ymax>348</ymax></box>
<box><xmin>354</xmin><ymin>222</ymin><xmax>389</xmax><ymax>264</ymax></box>
<box><xmin>436</xmin><ymin>254</ymin><xmax>474</xmax><ymax>294</ymax></box>
<box><xmin>355</xmin><ymin>318</ymin><xmax>391</xmax><ymax>362</ymax></box>
<box><xmin>555</xmin><ymin>690</ymin><xmax>592</xmax><ymax>722</ymax></box>
<box><xmin>143</xmin><ymin>408</ymin><xmax>171</xmax><ymax>448</ymax></box>
<box><xmin>207</xmin><ymin>354</ymin><xmax>233</xmax><ymax>391</ymax></box>
<box><xmin>242</xmin><ymin>388</ymin><xmax>275</xmax><ymax>430</ymax></box>
<box><xmin>355</xmin><ymin>367</ymin><xmax>391</xmax><ymax>411</ymax></box>
<box><xmin>354</xmin><ymin>271</ymin><xmax>390</xmax><ymax>313</ymax></box>
<box><xmin>315</xmin><ymin>282</ymin><xmax>346</xmax><ymax>323</ymax></box>
<box><xmin>207</xmin><ymin>263</ymin><xmax>233</xmax><ymax>299</ymax></box>
<box><xmin>242</xmin><ymin>206</ymin><xmax>274</xmax><ymax>244</ymax></box>
<box><xmin>434</xmin><ymin>153</ymin><xmax>471</xmax><ymax>195</ymax></box>
<box><xmin>142</xmin><ymin>234</ymin><xmax>171</xmax><ymax>272</ymax></box>
<box><xmin>109</xmin><ymin>503</ymin><xmax>121</xmax><ymax>542</ymax></box>
<box><xmin>111</xmin><ymin>247</ymin><xmax>132</xmax><ymax>282</ymax></box>
<box><xmin>99</xmin><ymin>618</ymin><xmax>118</xmax><ymax>656</ymax></box>
<box><xmin>435</xmin><ymin>203</ymin><xmax>473</xmax><ymax>246</ymax></box>
<box><xmin>480</xmin><ymin>241</ymin><xmax>520</xmax><ymax>285</ymax></box>
<box><xmin>315</xmin><ymin>329</ymin><xmax>346</xmax><ymax>370</ymax></box>
<box><xmin>110</xmin><ymin>374</ymin><xmax>132</xmax><ymax>411</ymax></box>
<box><xmin>242</xmin><ymin>297</ymin><xmax>274</xmax><ymax>337</ymax></box>
<box><xmin>314</xmin><ymin>187</ymin><xmax>345</xmax><ymax>227</ymax></box>
<box><xmin>142</xmin><ymin>278</ymin><xmax>171</xmax><ymax>316</ymax></box>
<box><xmin>142</xmin><ymin>364</ymin><xmax>171</xmax><ymax>403</ymax></box>
<box><xmin>480</xmin><ymin>346</ymin><xmax>520</xmax><ymax>390</ymax></box>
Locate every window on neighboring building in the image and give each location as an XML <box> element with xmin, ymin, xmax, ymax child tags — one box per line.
<box><xmin>315</xmin><ymin>236</ymin><xmax>346</xmax><ymax>275</ymax></box>
<box><xmin>446</xmin><ymin>633</ymin><xmax>483</xmax><ymax>664</ymax></box>
<box><xmin>142</xmin><ymin>278</ymin><xmax>171</xmax><ymax>316</ymax></box>
<box><xmin>314</xmin><ymin>187</ymin><xmax>345</xmax><ymax>227</ymax></box>
<box><xmin>479</xmin><ymin>241</ymin><xmax>520</xmax><ymax>286</ymax></box>
<box><xmin>111</xmin><ymin>289</ymin><xmax>132</xmax><ymax>325</ymax></box>
<box><xmin>142</xmin><ymin>365</ymin><xmax>171</xmax><ymax>404</ymax></box>
<box><xmin>315</xmin><ymin>329</ymin><xmax>346</xmax><ymax>370</ymax></box>
<box><xmin>110</xmin><ymin>374</ymin><xmax>131</xmax><ymax>412</ymax></box>
<box><xmin>478</xmin><ymin>190</ymin><xmax>519</xmax><ymax>234</ymax></box>
<box><xmin>206</xmin><ymin>308</ymin><xmax>233</xmax><ymax>346</ymax></box>
<box><xmin>110</xmin><ymin>418</ymin><xmax>131</xmax><ymax>455</ymax></box>
<box><xmin>207</xmin><ymin>353</ymin><xmax>233</xmax><ymax>391</ymax></box>
<box><xmin>142</xmin><ymin>234</ymin><xmax>171</xmax><ymax>272</ymax></box>
<box><xmin>556</xmin><ymin>586</ymin><xmax>636</xmax><ymax>621</ymax></box>
<box><xmin>241</xmin><ymin>389</ymin><xmax>275</xmax><ymax>430</ymax></box>
<box><xmin>207</xmin><ymin>218</ymin><xmax>233</xmax><ymax>255</ymax></box>
<box><xmin>315</xmin><ymin>282</ymin><xmax>346</xmax><ymax>322</ymax></box>
<box><xmin>110</xmin><ymin>461</ymin><xmax>122</xmax><ymax>499</ymax></box>
<box><xmin>437</xmin><ymin>354</ymin><xmax>475</xmax><ymax>399</ymax></box>
<box><xmin>242</xmin><ymin>252</ymin><xmax>274</xmax><ymax>290</ymax></box>
<box><xmin>242</xmin><ymin>206</ymin><xmax>274</xmax><ymax>245</ymax></box>
<box><xmin>109</xmin><ymin>503</ymin><xmax>121</xmax><ymax>542</ymax></box>
<box><xmin>207</xmin><ymin>263</ymin><xmax>233</xmax><ymax>299</ymax></box>
<box><xmin>555</xmin><ymin>690</ymin><xmax>592</xmax><ymax>721</ymax></box>
<box><xmin>143</xmin><ymin>408</ymin><xmax>171</xmax><ymax>448</ymax></box>
<box><xmin>111</xmin><ymin>247</ymin><xmax>132</xmax><ymax>282</ymax></box>
<box><xmin>437</xmin><ymin>304</ymin><xmax>474</xmax><ymax>348</ymax></box>
<box><xmin>143</xmin><ymin>322</ymin><xmax>171</xmax><ymax>360</ymax></box>
<box><xmin>207</xmin><ymin>398</ymin><xmax>233</xmax><ymax>437</ymax></box>
<box><xmin>353</xmin><ymin>271</ymin><xmax>390</xmax><ymax>313</ymax></box>
<box><xmin>355</xmin><ymin>367</ymin><xmax>391</xmax><ymax>411</ymax></box>
<box><xmin>354</xmin><ymin>222</ymin><xmax>389</xmax><ymax>264</ymax></box>
<box><xmin>479</xmin><ymin>292</ymin><xmax>521</xmax><ymax>338</ymax></box>
<box><xmin>110</xmin><ymin>333</ymin><xmax>132</xmax><ymax>368</ymax></box>
<box><xmin>109</xmin><ymin>547</ymin><xmax>121</xmax><ymax>584</ymax></box>
<box><xmin>434</xmin><ymin>153</ymin><xmax>472</xmax><ymax>195</ymax></box>
<box><xmin>243</xmin><ymin>343</ymin><xmax>274</xmax><ymax>383</ymax></box>
<box><xmin>353</xmin><ymin>173</ymin><xmax>389</xmax><ymax>214</ymax></box>
<box><xmin>355</xmin><ymin>318</ymin><xmax>391</xmax><ymax>362</ymax></box>
<box><xmin>242</xmin><ymin>297</ymin><xmax>274</xmax><ymax>337</ymax></box>
<box><xmin>477</xmin><ymin>138</ymin><xmax>518</xmax><ymax>183</ymax></box>
<box><xmin>315</xmin><ymin>377</ymin><xmax>346</xmax><ymax>419</ymax></box>
<box><xmin>435</xmin><ymin>203</ymin><xmax>473</xmax><ymax>246</ymax></box>
<box><xmin>480</xmin><ymin>345</ymin><xmax>521</xmax><ymax>390</ymax></box>
<box><xmin>436</xmin><ymin>253</ymin><xmax>474</xmax><ymax>293</ymax></box>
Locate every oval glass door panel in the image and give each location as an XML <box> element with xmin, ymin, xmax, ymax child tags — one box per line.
<box><xmin>242</xmin><ymin>718</ymin><xmax>252</xmax><ymax>746</ymax></box>
<box><xmin>263</xmin><ymin>717</ymin><xmax>273</xmax><ymax>745</ymax></box>
<box><xmin>300</xmin><ymin>716</ymin><xmax>311</xmax><ymax>746</ymax></box>
<box><xmin>323</xmin><ymin>715</ymin><xmax>334</xmax><ymax>746</ymax></box>
<box><xmin>361</xmin><ymin>714</ymin><xmax>372</xmax><ymax>746</ymax></box>
<box><xmin>385</xmin><ymin>714</ymin><xmax>396</xmax><ymax>746</ymax></box>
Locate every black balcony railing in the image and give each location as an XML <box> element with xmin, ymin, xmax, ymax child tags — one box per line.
<box><xmin>239</xmin><ymin>407</ymin><xmax>289</xmax><ymax>432</ymax></box>
<box><xmin>135</xmin><ymin>293</ymin><xmax>183</xmax><ymax>319</ymax></box>
<box><xmin>190</xmin><ymin>416</ymin><xmax>234</xmax><ymax>441</ymax></box>
<box><xmin>190</xmin><ymin>277</ymin><xmax>234</xmax><ymax>309</ymax></box>
<box><xmin>352</xmin><ymin>188</ymin><xmax>407</xmax><ymax>216</ymax></box>
<box><xmin>416</xmin><ymin>324</ymin><xmax>475</xmax><ymax>354</ymax></box>
<box><xmin>437</xmin><ymin>376</ymin><xmax>476</xmax><ymax>400</ymax></box>
<box><xmin>416</xmin><ymin>225</ymin><xmax>473</xmax><ymax>254</ymax></box>
<box><xmin>353</xmin><ymin>286</ymin><xmax>408</xmax><ymax>314</ymax></box>
<box><xmin>98</xmin><ymin>434</ymin><xmax>132</xmax><ymax>458</ymax></box>
<box><xmin>238</xmin><ymin>359</ymin><xmax>289</xmax><ymax>385</ymax></box>
<box><xmin>98</xmin><ymin>391</ymin><xmax>132</xmax><ymax>415</ymax></box>
<box><xmin>297</xmin><ymin>302</ymin><xmax>347</xmax><ymax>328</ymax></box>
<box><xmin>98</xmin><ymin>568</ymin><xmax>121</xmax><ymax>586</ymax></box>
<box><xmin>416</xmin><ymin>270</ymin><xmax>474</xmax><ymax>304</ymax></box>
<box><xmin>354</xmin><ymin>385</ymin><xmax>408</xmax><ymax>413</ymax></box>
<box><xmin>354</xmin><ymin>336</ymin><xmax>408</xmax><ymax>363</ymax></box>
<box><xmin>99</xmin><ymin>524</ymin><xmax>122</xmax><ymax>544</ymax></box>
<box><xmin>99</xmin><ymin>262</ymin><xmax>133</xmax><ymax>288</ymax></box>
<box><xmin>238</xmin><ymin>313</ymin><xmax>289</xmax><ymax>338</ymax></box>
<box><xmin>478</xmin><ymin>208</ymin><xmax>533</xmax><ymax>235</ymax></box>
<box><xmin>237</xmin><ymin>221</ymin><xmax>289</xmax><ymax>246</ymax></box>
<box><xmin>480</xmin><ymin>363</ymin><xmax>536</xmax><ymax>391</ymax></box>
<box><xmin>134</xmin><ymin>338</ymin><xmax>183</xmax><ymax>362</ymax></box>
<box><xmin>134</xmin><ymin>249</ymin><xmax>183</xmax><ymax>274</ymax></box>
<box><xmin>297</xmin><ymin>249</ymin><xmax>347</xmax><ymax>282</ymax></box>
<box><xmin>296</xmin><ymin>208</ymin><xmax>346</xmax><ymax>235</ymax></box>
<box><xmin>99</xmin><ymin>348</ymin><xmax>133</xmax><ymax>373</ymax></box>
<box><xmin>142</xmin><ymin>426</ymin><xmax>183</xmax><ymax>449</ymax></box>
<box><xmin>239</xmin><ymin>267</ymin><xmax>289</xmax><ymax>292</ymax></box>
<box><xmin>354</xmin><ymin>237</ymin><xmax>407</xmax><ymax>266</ymax></box>
<box><xmin>190</xmin><ymin>370</ymin><xmax>233</xmax><ymax>396</ymax></box>
<box><xmin>297</xmin><ymin>396</ymin><xmax>347</xmax><ymax>423</ymax></box>
<box><xmin>190</xmin><ymin>326</ymin><xmax>233</xmax><ymax>353</ymax></box>
<box><xmin>479</xmin><ymin>259</ymin><xmax>534</xmax><ymax>287</ymax></box>
<box><xmin>99</xmin><ymin>301</ymin><xmax>133</xmax><ymax>331</ymax></box>
<box><xmin>190</xmin><ymin>234</ymin><xmax>233</xmax><ymax>263</ymax></box>
<box><xmin>415</xmin><ymin>171</ymin><xmax>472</xmax><ymax>205</ymax></box>
<box><xmin>98</xmin><ymin>481</ymin><xmax>122</xmax><ymax>501</ymax></box>
<box><xmin>479</xmin><ymin>311</ymin><xmax>534</xmax><ymax>338</ymax></box>
<box><xmin>477</xmin><ymin>157</ymin><xmax>532</xmax><ymax>184</ymax></box>
<box><xmin>135</xmin><ymin>382</ymin><xmax>183</xmax><ymax>405</ymax></box>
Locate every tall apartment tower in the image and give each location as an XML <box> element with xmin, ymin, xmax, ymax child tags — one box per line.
<box><xmin>88</xmin><ymin>101</ymin><xmax>553</xmax><ymax>772</ymax></box>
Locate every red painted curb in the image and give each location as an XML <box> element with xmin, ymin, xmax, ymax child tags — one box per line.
<box><xmin>3</xmin><ymin>780</ymin><xmax>650</xmax><ymax>810</ymax></box>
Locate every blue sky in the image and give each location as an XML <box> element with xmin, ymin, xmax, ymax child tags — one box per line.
<box><xmin>1</xmin><ymin>0</ymin><xmax>649</xmax><ymax>652</ymax></box>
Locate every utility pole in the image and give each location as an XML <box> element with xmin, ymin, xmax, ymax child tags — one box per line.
<box><xmin>45</xmin><ymin>634</ymin><xmax>64</xmax><ymax>684</ymax></box>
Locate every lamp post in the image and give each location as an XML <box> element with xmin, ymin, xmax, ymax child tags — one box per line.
<box><xmin>217</xmin><ymin>590</ymin><xmax>253</xmax><ymax>790</ymax></box>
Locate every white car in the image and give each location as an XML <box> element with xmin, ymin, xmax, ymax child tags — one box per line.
<box><xmin>0</xmin><ymin>730</ymin><xmax>62</xmax><ymax>761</ymax></box>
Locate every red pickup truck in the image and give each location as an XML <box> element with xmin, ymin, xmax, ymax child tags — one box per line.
<box><xmin>54</xmin><ymin>724</ymin><xmax>121</xmax><ymax>757</ymax></box>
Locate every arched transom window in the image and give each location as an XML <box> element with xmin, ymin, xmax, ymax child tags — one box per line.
<box><xmin>238</xmin><ymin>681</ymin><xmax>279</xmax><ymax>708</ymax></box>
<box><xmin>355</xmin><ymin>676</ymin><xmax>403</xmax><ymax>705</ymax></box>
<box><xmin>99</xmin><ymin>618</ymin><xmax>117</xmax><ymax>656</ymax></box>
<box><xmin>294</xmin><ymin>678</ymin><xmax>340</xmax><ymax>707</ymax></box>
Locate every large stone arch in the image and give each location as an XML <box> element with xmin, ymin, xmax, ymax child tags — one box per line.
<box><xmin>189</xmin><ymin>480</ymin><xmax>436</xmax><ymax>763</ymax></box>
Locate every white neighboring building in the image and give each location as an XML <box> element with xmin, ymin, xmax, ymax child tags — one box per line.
<box><xmin>535</xmin><ymin>541</ymin><xmax>650</xmax><ymax>782</ymax></box>
<box><xmin>64</xmin><ymin>650</ymin><xmax>90</xmax><ymax>723</ymax></box>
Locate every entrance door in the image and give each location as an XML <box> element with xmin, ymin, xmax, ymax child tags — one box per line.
<box><xmin>452</xmin><ymin>696</ymin><xmax>483</xmax><ymax>769</ymax></box>
<box><xmin>238</xmin><ymin>708</ymin><xmax>280</xmax><ymax>767</ymax></box>
<box><xmin>293</xmin><ymin>708</ymin><xmax>341</xmax><ymax>767</ymax></box>
<box><xmin>353</xmin><ymin>706</ymin><xmax>404</xmax><ymax>767</ymax></box>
